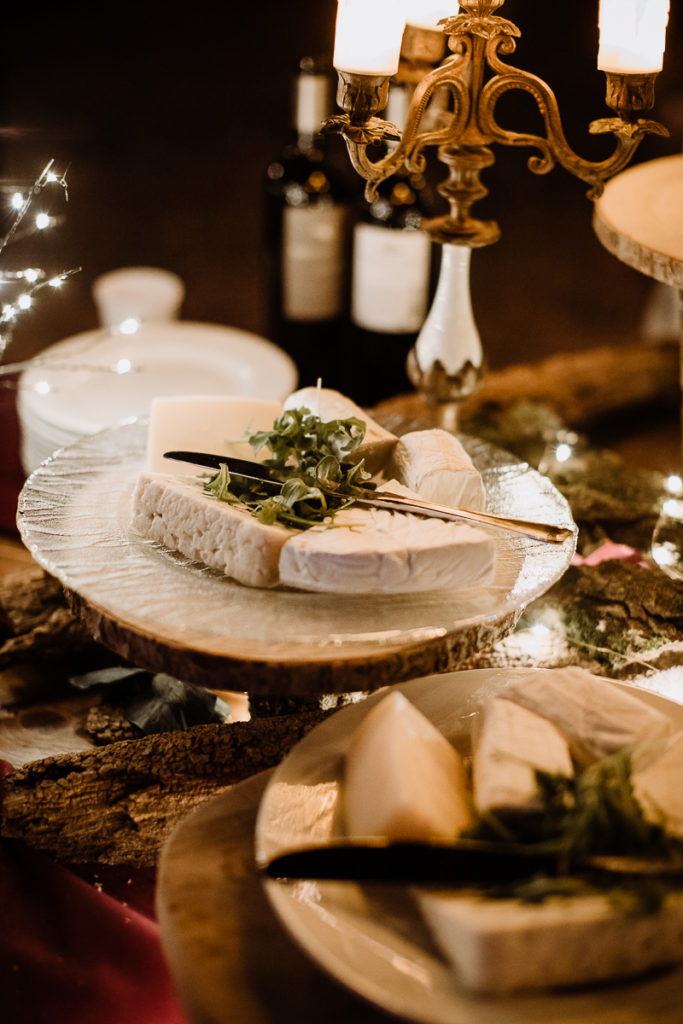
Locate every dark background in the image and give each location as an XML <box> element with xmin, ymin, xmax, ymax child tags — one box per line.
<box><xmin>0</xmin><ymin>0</ymin><xmax>681</xmax><ymax>376</ymax></box>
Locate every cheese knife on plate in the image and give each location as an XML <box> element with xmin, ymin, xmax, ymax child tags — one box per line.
<box><xmin>260</xmin><ymin>838</ymin><xmax>683</xmax><ymax>886</ymax></box>
<box><xmin>163</xmin><ymin>450</ymin><xmax>574</xmax><ymax>545</ymax></box>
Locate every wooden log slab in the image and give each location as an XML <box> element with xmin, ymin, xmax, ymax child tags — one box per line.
<box><xmin>1</xmin><ymin>710</ymin><xmax>328</xmax><ymax>866</ymax></box>
<box><xmin>374</xmin><ymin>339</ymin><xmax>680</xmax><ymax>432</ymax></box>
<box><xmin>0</xmin><ymin>563</ymin><xmax>112</xmax><ymax>675</ymax></box>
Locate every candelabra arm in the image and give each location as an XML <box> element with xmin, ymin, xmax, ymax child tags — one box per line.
<box><xmin>480</xmin><ymin>38</ymin><xmax>668</xmax><ymax>197</ymax></box>
<box><xmin>325</xmin><ymin>54</ymin><xmax>472</xmax><ymax>202</ymax></box>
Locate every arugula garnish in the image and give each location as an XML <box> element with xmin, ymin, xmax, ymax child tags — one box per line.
<box><xmin>467</xmin><ymin>749</ymin><xmax>683</xmax><ymax>913</ymax></box>
<box><xmin>202</xmin><ymin>406</ymin><xmax>375</xmax><ymax>530</ymax></box>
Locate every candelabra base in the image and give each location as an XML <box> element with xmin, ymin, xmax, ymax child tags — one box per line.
<box><xmin>406</xmin><ymin>349</ymin><xmax>484</xmax><ymax>431</ymax></box>
<box><xmin>406</xmin><ymin>243</ymin><xmax>485</xmax><ymax>432</ymax></box>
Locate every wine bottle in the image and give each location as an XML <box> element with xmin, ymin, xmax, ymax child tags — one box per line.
<box><xmin>345</xmin><ymin>82</ymin><xmax>437</xmax><ymax>408</ymax></box>
<box><xmin>265</xmin><ymin>57</ymin><xmax>352</xmax><ymax>392</ymax></box>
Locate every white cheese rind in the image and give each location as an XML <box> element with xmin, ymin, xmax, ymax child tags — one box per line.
<box><xmin>384</xmin><ymin>428</ymin><xmax>486</xmax><ymax>511</ymax></box>
<box><xmin>503</xmin><ymin>666</ymin><xmax>673</xmax><ymax>765</ymax></box>
<box><xmin>282</xmin><ymin>386</ymin><xmax>398</xmax><ymax>475</ymax></box>
<box><xmin>131</xmin><ymin>472</ymin><xmax>289</xmax><ymax>588</ymax></box>
<box><xmin>344</xmin><ymin>691</ymin><xmax>472</xmax><ymax>841</ymax></box>
<box><xmin>416</xmin><ymin>889</ymin><xmax>683</xmax><ymax>995</ymax></box>
<box><xmin>472</xmin><ymin>697</ymin><xmax>574</xmax><ymax>816</ymax></box>
<box><xmin>278</xmin><ymin>505</ymin><xmax>496</xmax><ymax>594</ymax></box>
<box><xmin>632</xmin><ymin>730</ymin><xmax>683</xmax><ymax>838</ymax></box>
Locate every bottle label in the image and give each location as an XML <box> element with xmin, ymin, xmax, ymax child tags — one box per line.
<box><xmin>282</xmin><ymin>204</ymin><xmax>347</xmax><ymax>322</ymax></box>
<box><xmin>351</xmin><ymin>223</ymin><xmax>431</xmax><ymax>333</ymax></box>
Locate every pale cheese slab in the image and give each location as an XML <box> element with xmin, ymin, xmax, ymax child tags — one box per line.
<box><xmin>145</xmin><ymin>394</ymin><xmax>281</xmax><ymax>474</ymax></box>
<box><xmin>344</xmin><ymin>691</ymin><xmax>472</xmax><ymax>841</ymax></box>
<box><xmin>282</xmin><ymin>386</ymin><xmax>398</xmax><ymax>475</ymax></box>
<box><xmin>503</xmin><ymin>666</ymin><xmax>674</xmax><ymax>765</ymax></box>
<box><xmin>472</xmin><ymin>696</ymin><xmax>574</xmax><ymax>816</ymax></box>
<box><xmin>384</xmin><ymin>428</ymin><xmax>486</xmax><ymax>511</ymax></box>
<box><xmin>632</xmin><ymin>729</ymin><xmax>683</xmax><ymax>838</ymax></box>
<box><xmin>416</xmin><ymin>888</ymin><xmax>683</xmax><ymax>995</ymax></box>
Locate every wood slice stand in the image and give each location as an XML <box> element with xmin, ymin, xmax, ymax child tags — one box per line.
<box><xmin>593</xmin><ymin>154</ymin><xmax>683</xmax><ymax>290</ymax></box>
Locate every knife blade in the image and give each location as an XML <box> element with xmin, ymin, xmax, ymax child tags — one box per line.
<box><xmin>164</xmin><ymin>450</ymin><xmax>282</xmax><ymax>488</ymax></box>
<box><xmin>261</xmin><ymin>840</ymin><xmax>683</xmax><ymax>886</ymax></box>
<box><xmin>163</xmin><ymin>450</ymin><xmax>573</xmax><ymax>544</ymax></box>
<box><xmin>260</xmin><ymin>838</ymin><xmax>560</xmax><ymax>886</ymax></box>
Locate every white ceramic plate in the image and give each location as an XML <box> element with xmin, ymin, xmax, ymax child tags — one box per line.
<box><xmin>18</xmin><ymin>320</ymin><xmax>298</xmax><ymax>437</ymax></box>
<box><xmin>255</xmin><ymin>669</ymin><xmax>683</xmax><ymax>1024</ymax></box>
<box><xmin>16</xmin><ymin>423</ymin><xmax>576</xmax><ymax>694</ymax></box>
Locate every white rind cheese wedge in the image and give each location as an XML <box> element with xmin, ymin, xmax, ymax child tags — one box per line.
<box><xmin>416</xmin><ymin>889</ymin><xmax>683</xmax><ymax>995</ymax></box>
<box><xmin>503</xmin><ymin>666</ymin><xmax>673</xmax><ymax>766</ymax></box>
<box><xmin>131</xmin><ymin>473</ymin><xmax>289</xmax><ymax>588</ymax></box>
<box><xmin>132</xmin><ymin>472</ymin><xmax>496</xmax><ymax>594</ymax></box>
<box><xmin>344</xmin><ymin>691</ymin><xmax>472</xmax><ymax>841</ymax></box>
<box><xmin>282</xmin><ymin>386</ymin><xmax>398</xmax><ymax>475</ymax></box>
<box><xmin>384</xmin><ymin>429</ymin><xmax>486</xmax><ymax>511</ymax></box>
<box><xmin>472</xmin><ymin>697</ymin><xmax>574</xmax><ymax>816</ymax></box>
<box><xmin>279</xmin><ymin>502</ymin><xmax>496</xmax><ymax>594</ymax></box>
<box><xmin>632</xmin><ymin>730</ymin><xmax>683</xmax><ymax>838</ymax></box>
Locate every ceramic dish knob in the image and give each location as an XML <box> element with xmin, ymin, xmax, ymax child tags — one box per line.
<box><xmin>92</xmin><ymin>266</ymin><xmax>185</xmax><ymax>328</ymax></box>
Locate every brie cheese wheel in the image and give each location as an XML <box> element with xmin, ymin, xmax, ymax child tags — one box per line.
<box><xmin>344</xmin><ymin>691</ymin><xmax>472</xmax><ymax>841</ymax></box>
<box><xmin>503</xmin><ymin>667</ymin><xmax>673</xmax><ymax>766</ymax></box>
<box><xmin>472</xmin><ymin>697</ymin><xmax>574</xmax><ymax>816</ymax></box>
<box><xmin>282</xmin><ymin>386</ymin><xmax>398</xmax><ymax>475</ymax></box>
<box><xmin>278</xmin><ymin>502</ymin><xmax>496</xmax><ymax>594</ymax></box>
<box><xmin>131</xmin><ymin>473</ymin><xmax>289</xmax><ymax>588</ymax></box>
<box><xmin>631</xmin><ymin>730</ymin><xmax>683</xmax><ymax>838</ymax></box>
<box><xmin>416</xmin><ymin>888</ymin><xmax>683</xmax><ymax>995</ymax></box>
<box><xmin>384</xmin><ymin>429</ymin><xmax>486</xmax><ymax>511</ymax></box>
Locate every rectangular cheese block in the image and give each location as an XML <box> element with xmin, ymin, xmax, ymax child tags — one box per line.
<box><xmin>344</xmin><ymin>691</ymin><xmax>472</xmax><ymax>841</ymax></box>
<box><xmin>131</xmin><ymin>472</ymin><xmax>289</xmax><ymax>588</ymax></box>
<box><xmin>632</xmin><ymin>730</ymin><xmax>683</xmax><ymax>838</ymax></box>
<box><xmin>416</xmin><ymin>888</ymin><xmax>683</xmax><ymax>995</ymax></box>
<box><xmin>145</xmin><ymin>394</ymin><xmax>281</xmax><ymax>475</ymax></box>
<box><xmin>384</xmin><ymin>428</ymin><xmax>486</xmax><ymax>511</ymax></box>
<box><xmin>282</xmin><ymin>386</ymin><xmax>398</xmax><ymax>475</ymax></box>
<box><xmin>472</xmin><ymin>697</ymin><xmax>574</xmax><ymax>816</ymax></box>
<box><xmin>503</xmin><ymin>667</ymin><xmax>673</xmax><ymax>766</ymax></box>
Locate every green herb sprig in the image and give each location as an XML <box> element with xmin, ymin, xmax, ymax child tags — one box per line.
<box><xmin>203</xmin><ymin>406</ymin><xmax>375</xmax><ymax>531</ymax></box>
<box><xmin>466</xmin><ymin>749</ymin><xmax>683</xmax><ymax>913</ymax></box>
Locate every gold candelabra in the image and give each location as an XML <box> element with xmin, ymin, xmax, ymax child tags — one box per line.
<box><xmin>326</xmin><ymin>0</ymin><xmax>669</xmax><ymax>426</ymax></box>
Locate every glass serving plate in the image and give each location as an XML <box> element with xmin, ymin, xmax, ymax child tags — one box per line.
<box><xmin>255</xmin><ymin>669</ymin><xmax>683</xmax><ymax>1024</ymax></box>
<box><xmin>16</xmin><ymin>422</ymin><xmax>576</xmax><ymax>695</ymax></box>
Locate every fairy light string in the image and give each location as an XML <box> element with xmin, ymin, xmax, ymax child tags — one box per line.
<box><xmin>0</xmin><ymin>159</ymin><xmax>80</xmax><ymax>359</ymax></box>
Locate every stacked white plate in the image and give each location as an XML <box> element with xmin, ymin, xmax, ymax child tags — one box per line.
<box><xmin>18</xmin><ymin>320</ymin><xmax>298</xmax><ymax>474</ymax></box>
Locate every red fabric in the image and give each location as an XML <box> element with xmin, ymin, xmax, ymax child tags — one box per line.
<box><xmin>0</xmin><ymin>761</ymin><xmax>189</xmax><ymax>1024</ymax></box>
<box><xmin>0</xmin><ymin>383</ymin><xmax>26</xmax><ymax>535</ymax></box>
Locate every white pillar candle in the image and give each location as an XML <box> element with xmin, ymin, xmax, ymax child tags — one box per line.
<box><xmin>333</xmin><ymin>0</ymin><xmax>407</xmax><ymax>75</ymax></box>
<box><xmin>405</xmin><ymin>2</ymin><xmax>457</xmax><ymax>30</ymax></box>
<box><xmin>598</xmin><ymin>0</ymin><xmax>670</xmax><ymax>73</ymax></box>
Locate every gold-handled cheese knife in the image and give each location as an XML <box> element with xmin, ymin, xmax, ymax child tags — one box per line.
<box><xmin>163</xmin><ymin>450</ymin><xmax>575</xmax><ymax>545</ymax></box>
